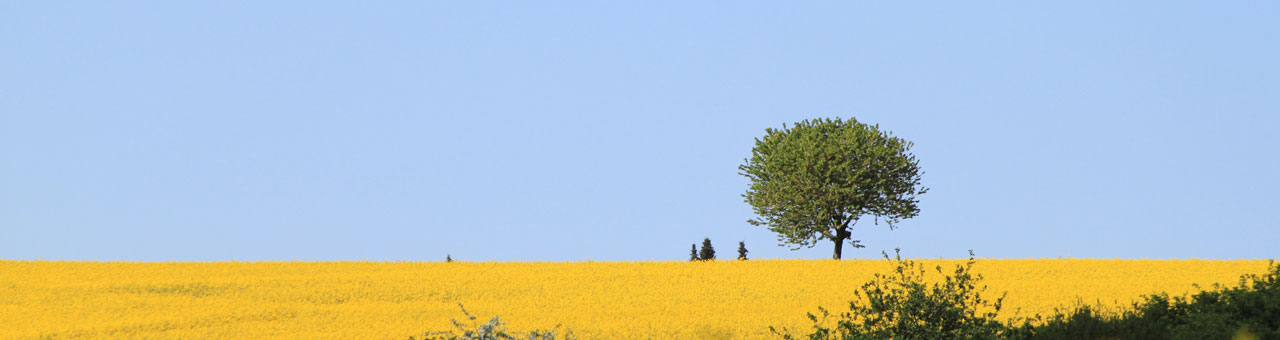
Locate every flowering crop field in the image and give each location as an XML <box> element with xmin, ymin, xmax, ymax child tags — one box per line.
<box><xmin>0</xmin><ymin>259</ymin><xmax>1271</xmax><ymax>340</ymax></box>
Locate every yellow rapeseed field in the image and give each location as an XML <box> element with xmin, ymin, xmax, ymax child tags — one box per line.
<box><xmin>0</xmin><ymin>259</ymin><xmax>1271</xmax><ymax>340</ymax></box>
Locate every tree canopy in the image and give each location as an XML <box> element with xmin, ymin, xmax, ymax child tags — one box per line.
<box><xmin>698</xmin><ymin>238</ymin><xmax>716</xmax><ymax>261</ymax></box>
<box><xmin>739</xmin><ymin>117</ymin><xmax>926</xmax><ymax>259</ymax></box>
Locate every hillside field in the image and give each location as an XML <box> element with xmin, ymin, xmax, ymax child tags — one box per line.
<box><xmin>1</xmin><ymin>259</ymin><xmax>1272</xmax><ymax>340</ymax></box>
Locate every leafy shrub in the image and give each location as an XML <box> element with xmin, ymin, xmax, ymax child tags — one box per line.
<box><xmin>771</xmin><ymin>248</ymin><xmax>1009</xmax><ymax>340</ymax></box>
<box><xmin>1009</xmin><ymin>260</ymin><xmax>1280</xmax><ymax>340</ymax></box>
<box><xmin>410</xmin><ymin>303</ymin><xmax>577</xmax><ymax>340</ymax></box>
<box><xmin>771</xmin><ymin>252</ymin><xmax>1279</xmax><ymax>340</ymax></box>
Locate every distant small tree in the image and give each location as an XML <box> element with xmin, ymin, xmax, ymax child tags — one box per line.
<box><xmin>738</xmin><ymin>241</ymin><xmax>749</xmax><ymax>260</ymax></box>
<box><xmin>690</xmin><ymin>244</ymin><xmax>698</xmax><ymax>261</ymax></box>
<box><xmin>446</xmin><ymin>254</ymin><xmax>453</xmax><ymax>262</ymax></box>
<box><xmin>699</xmin><ymin>238</ymin><xmax>716</xmax><ymax>261</ymax></box>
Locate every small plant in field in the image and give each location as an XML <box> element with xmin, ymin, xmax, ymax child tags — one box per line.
<box><xmin>446</xmin><ymin>254</ymin><xmax>453</xmax><ymax>262</ymax></box>
<box><xmin>771</xmin><ymin>248</ymin><xmax>1008</xmax><ymax>340</ymax></box>
<box><xmin>410</xmin><ymin>303</ymin><xmax>577</xmax><ymax>340</ymax></box>
<box><xmin>690</xmin><ymin>244</ymin><xmax>698</xmax><ymax>261</ymax></box>
<box><xmin>699</xmin><ymin>238</ymin><xmax>716</xmax><ymax>261</ymax></box>
<box><xmin>738</xmin><ymin>241</ymin><xmax>749</xmax><ymax>260</ymax></box>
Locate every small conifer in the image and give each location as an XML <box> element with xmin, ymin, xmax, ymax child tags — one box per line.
<box><xmin>689</xmin><ymin>244</ymin><xmax>698</xmax><ymax>261</ymax></box>
<box><xmin>699</xmin><ymin>238</ymin><xmax>716</xmax><ymax>261</ymax></box>
<box><xmin>446</xmin><ymin>254</ymin><xmax>452</xmax><ymax>262</ymax></box>
<box><xmin>738</xmin><ymin>241</ymin><xmax>748</xmax><ymax>260</ymax></box>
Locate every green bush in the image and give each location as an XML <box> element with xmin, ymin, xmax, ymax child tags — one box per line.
<box><xmin>771</xmin><ymin>248</ymin><xmax>1009</xmax><ymax>340</ymax></box>
<box><xmin>410</xmin><ymin>303</ymin><xmax>577</xmax><ymax>340</ymax></box>
<box><xmin>773</xmin><ymin>253</ymin><xmax>1279</xmax><ymax>340</ymax></box>
<box><xmin>1009</xmin><ymin>260</ymin><xmax>1280</xmax><ymax>340</ymax></box>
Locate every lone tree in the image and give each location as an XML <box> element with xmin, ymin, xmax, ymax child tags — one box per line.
<box><xmin>738</xmin><ymin>241</ymin><xmax>749</xmax><ymax>260</ymax></box>
<box><xmin>698</xmin><ymin>238</ymin><xmax>716</xmax><ymax>261</ymax></box>
<box><xmin>739</xmin><ymin>117</ymin><xmax>926</xmax><ymax>260</ymax></box>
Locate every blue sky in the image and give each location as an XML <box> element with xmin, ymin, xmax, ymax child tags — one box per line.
<box><xmin>3</xmin><ymin>2</ymin><xmax>1277</xmax><ymax>261</ymax></box>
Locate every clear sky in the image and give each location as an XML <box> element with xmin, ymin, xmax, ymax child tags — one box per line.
<box><xmin>3</xmin><ymin>2</ymin><xmax>1277</xmax><ymax>262</ymax></box>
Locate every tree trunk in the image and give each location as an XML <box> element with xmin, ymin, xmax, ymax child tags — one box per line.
<box><xmin>831</xmin><ymin>226</ymin><xmax>850</xmax><ymax>260</ymax></box>
<box><xmin>832</xmin><ymin>237</ymin><xmax>843</xmax><ymax>260</ymax></box>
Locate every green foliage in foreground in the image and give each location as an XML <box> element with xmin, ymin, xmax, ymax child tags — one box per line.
<box><xmin>1006</xmin><ymin>259</ymin><xmax>1280</xmax><ymax>340</ymax></box>
<box><xmin>410</xmin><ymin>303</ymin><xmax>577</xmax><ymax>340</ymax></box>
<box><xmin>773</xmin><ymin>251</ymin><xmax>1280</xmax><ymax>340</ymax></box>
<box><xmin>771</xmin><ymin>249</ymin><xmax>1007</xmax><ymax>340</ymax></box>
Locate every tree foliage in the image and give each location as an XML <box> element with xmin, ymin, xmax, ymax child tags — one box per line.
<box><xmin>699</xmin><ymin>238</ymin><xmax>716</xmax><ymax>261</ymax></box>
<box><xmin>740</xmin><ymin>117</ymin><xmax>926</xmax><ymax>259</ymax></box>
<box><xmin>738</xmin><ymin>241</ymin><xmax>749</xmax><ymax>261</ymax></box>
